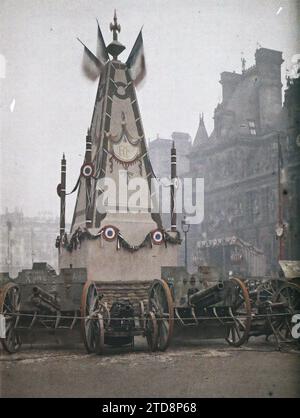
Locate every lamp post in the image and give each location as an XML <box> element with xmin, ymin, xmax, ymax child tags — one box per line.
<box><xmin>276</xmin><ymin>132</ymin><xmax>286</xmax><ymax>262</ymax></box>
<box><xmin>181</xmin><ymin>215</ymin><xmax>190</xmax><ymax>269</ymax></box>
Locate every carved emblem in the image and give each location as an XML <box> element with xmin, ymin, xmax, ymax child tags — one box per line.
<box><xmin>106</xmin><ymin>112</ymin><xmax>142</xmax><ymax>168</ymax></box>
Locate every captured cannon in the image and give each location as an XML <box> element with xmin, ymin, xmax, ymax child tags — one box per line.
<box><xmin>0</xmin><ymin>263</ymin><xmax>95</xmax><ymax>353</ymax></box>
<box><xmin>80</xmin><ymin>280</ymin><xmax>159</xmax><ymax>354</ymax></box>
<box><xmin>0</xmin><ymin>264</ymin><xmax>254</xmax><ymax>354</ymax></box>
<box><xmin>0</xmin><ymin>264</ymin><xmax>86</xmax><ymax>353</ymax></box>
<box><xmin>151</xmin><ymin>262</ymin><xmax>299</xmax><ymax>352</ymax></box>
<box><xmin>244</xmin><ymin>261</ymin><xmax>300</xmax><ymax>349</ymax></box>
<box><xmin>145</xmin><ymin>266</ymin><xmax>252</xmax><ymax>351</ymax></box>
<box><xmin>0</xmin><ymin>264</ymin><xmax>159</xmax><ymax>354</ymax></box>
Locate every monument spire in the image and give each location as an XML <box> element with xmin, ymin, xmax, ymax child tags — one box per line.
<box><xmin>61</xmin><ymin>14</ymin><xmax>179</xmax><ymax>281</ymax></box>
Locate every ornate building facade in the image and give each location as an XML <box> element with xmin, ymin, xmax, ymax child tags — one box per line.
<box><xmin>187</xmin><ymin>48</ymin><xmax>300</xmax><ymax>276</ymax></box>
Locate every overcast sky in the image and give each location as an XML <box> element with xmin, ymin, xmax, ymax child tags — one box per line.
<box><xmin>0</xmin><ymin>0</ymin><xmax>299</xmax><ymax>221</ymax></box>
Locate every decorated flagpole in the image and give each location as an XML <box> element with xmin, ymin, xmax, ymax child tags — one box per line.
<box><xmin>60</xmin><ymin>153</ymin><xmax>66</xmax><ymax>238</ymax></box>
<box><xmin>170</xmin><ymin>141</ymin><xmax>177</xmax><ymax>231</ymax></box>
<box><xmin>85</xmin><ymin>127</ymin><xmax>92</xmax><ymax>162</ymax></box>
<box><xmin>83</xmin><ymin>128</ymin><xmax>93</xmax><ymax>228</ymax></box>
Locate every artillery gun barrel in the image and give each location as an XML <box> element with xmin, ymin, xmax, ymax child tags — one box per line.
<box><xmin>189</xmin><ymin>282</ymin><xmax>224</xmax><ymax>308</ymax></box>
<box><xmin>31</xmin><ymin>286</ymin><xmax>61</xmax><ymax>312</ymax></box>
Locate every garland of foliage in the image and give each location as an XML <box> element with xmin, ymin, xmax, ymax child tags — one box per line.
<box><xmin>56</xmin><ymin>227</ymin><xmax>181</xmax><ymax>253</ymax></box>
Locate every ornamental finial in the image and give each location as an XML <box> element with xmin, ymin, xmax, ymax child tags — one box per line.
<box><xmin>110</xmin><ymin>9</ymin><xmax>121</xmax><ymax>41</ymax></box>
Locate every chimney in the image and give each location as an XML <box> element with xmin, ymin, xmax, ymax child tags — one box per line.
<box><xmin>220</xmin><ymin>72</ymin><xmax>242</xmax><ymax>104</ymax></box>
<box><xmin>255</xmin><ymin>48</ymin><xmax>284</xmax><ymax>132</ymax></box>
<box><xmin>255</xmin><ymin>48</ymin><xmax>283</xmax><ymax>80</ymax></box>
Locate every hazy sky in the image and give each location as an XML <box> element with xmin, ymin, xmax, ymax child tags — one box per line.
<box><xmin>0</xmin><ymin>0</ymin><xmax>299</xmax><ymax>221</ymax></box>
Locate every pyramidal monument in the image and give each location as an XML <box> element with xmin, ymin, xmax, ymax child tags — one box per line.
<box><xmin>57</xmin><ymin>12</ymin><xmax>180</xmax><ymax>281</ymax></box>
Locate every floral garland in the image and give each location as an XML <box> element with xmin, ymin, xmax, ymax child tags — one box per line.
<box><xmin>56</xmin><ymin>227</ymin><xmax>181</xmax><ymax>253</ymax></box>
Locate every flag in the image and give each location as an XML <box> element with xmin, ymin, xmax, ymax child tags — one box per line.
<box><xmin>96</xmin><ymin>19</ymin><xmax>109</xmax><ymax>65</ymax></box>
<box><xmin>77</xmin><ymin>38</ymin><xmax>102</xmax><ymax>81</ymax></box>
<box><xmin>126</xmin><ymin>30</ymin><xmax>146</xmax><ymax>87</ymax></box>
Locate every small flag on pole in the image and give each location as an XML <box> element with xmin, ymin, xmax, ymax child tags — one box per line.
<box><xmin>77</xmin><ymin>38</ymin><xmax>102</xmax><ymax>81</ymax></box>
<box><xmin>126</xmin><ymin>30</ymin><xmax>146</xmax><ymax>87</ymax></box>
<box><xmin>96</xmin><ymin>20</ymin><xmax>109</xmax><ymax>65</ymax></box>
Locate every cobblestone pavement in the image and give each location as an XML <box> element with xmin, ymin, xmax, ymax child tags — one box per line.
<box><xmin>1</xmin><ymin>338</ymin><xmax>300</xmax><ymax>398</ymax></box>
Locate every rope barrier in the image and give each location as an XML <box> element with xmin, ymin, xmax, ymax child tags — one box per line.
<box><xmin>1</xmin><ymin>311</ymin><xmax>294</xmax><ymax>321</ymax></box>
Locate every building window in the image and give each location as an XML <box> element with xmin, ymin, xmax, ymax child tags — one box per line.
<box><xmin>248</xmin><ymin>120</ymin><xmax>256</xmax><ymax>136</ymax></box>
<box><xmin>246</xmin><ymin>190</ymin><xmax>260</xmax><ymax>223</ymax></box>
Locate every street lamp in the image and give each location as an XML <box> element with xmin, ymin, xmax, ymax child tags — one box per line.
<box><xmin>181</xmin><ymin>215</ymin><xmax>190</xmax><ymax>269</ymax></box>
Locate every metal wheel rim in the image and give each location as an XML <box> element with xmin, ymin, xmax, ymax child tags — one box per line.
<box><xmin>225</xmin><ymin>277</ymin><xmax>251</xmax><ymax>347</ymax></box>
<box><xmin>81</xmin><ymin>281</ymin><xmax>100</xmax><ymax>353</ymax></box>
<box><xmin>146</xmin><ymin>311</ymin><xmax>158</xmax><ymax>352</ymax></box>
<box><xmin>148</xmin><ymin>279</ymin><xmax>174</xmax><ymax>351</ymax></box>
<box><xmin>271</xmin><ymin>282</ymin><xmax>300</xmax><ymax>342</ymax></box>
<box><xmin>139</xmin><ymin>301</ymin><xmax>145</xmax><ymax>330</ymax></box>
<box><xmin>256</xmin><ymin>279</ymin><xmax>283</xmax><ymax>305</ymax></box>
<box><xmin>0</xmin><ymin>282</ymin><xmax>22</xmax><ymax>354</ymax></box>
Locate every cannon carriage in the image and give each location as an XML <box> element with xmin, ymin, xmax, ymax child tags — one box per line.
<box><xmin>2</xmin><ymin>261</ymin><xmax>299</xmax><ymax>355</ymax></box>
<box><xmin>146</xmin><ymin>263</ymin><xmax>300</xmax><ymax>351</ymax></box>
<box><xmin>80</xmin><ymin>279</ymin><xmax>160</xmax><ymax>354</ymax></box>
<box><xmin>0</xmin><ymin>263</ymin><xmax>254</xmax><ymax>355</ymax></box>
<box><xmin>244</xmin><ymin>261</ymin><xmax>300</xmax><ymax>349</ymax></box>
<box><xmin>0</xmin><ymin>264</ymin><xmax>86</xmax><ymax>353</ymax></box>
<box><xmin>146</xmin><ymin>266</ymin><xmax>252</xmax><ymax>350</ymax></box>
<box><xmin>0</xmin><ymin>264</ymin><xmax>162</xmax><ymax>354</ymax></box>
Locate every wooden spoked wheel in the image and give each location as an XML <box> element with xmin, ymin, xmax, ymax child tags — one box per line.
<box><xmin>0</xmin><ymin>282</ymin><xmax>21</xmax><ymax>354</ymax></box>
<box><xmin>145</xmin><ymin>311</ymin><xmax>158</xmax><ymax>352</ymax></box>
<box><xmin>81</xmin><ymin>281</ymin><xmax>104</xmax><ymax>354</ymax></box>
<box><xmin>148</xmin><ymin>279</ymin><xmax>174</xmax><ymax>351</ymax></box>
<box><xmin>225</xmin><ymin>277</ymin><xmax>251</xmax><ymax>347</ymax></box>
<box><xmin>270</xmin><ymin>282</ymin><xmax>300</xmax><ymax>343</ymax></box>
